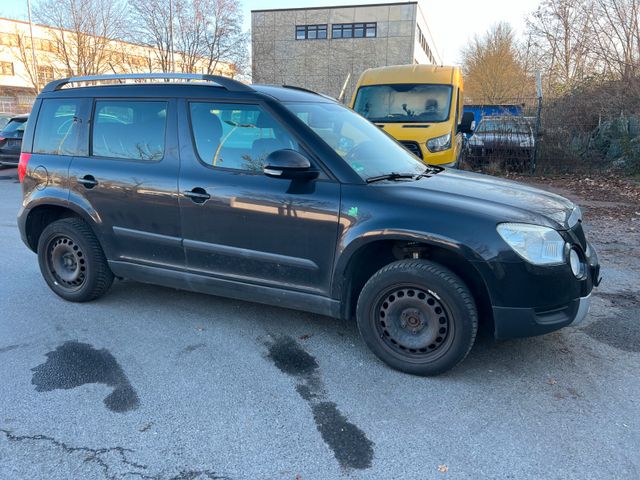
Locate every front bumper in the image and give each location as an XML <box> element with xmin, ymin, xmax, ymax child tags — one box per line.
<box><xmin>492</xmin><ymin>294</ymin><xmax>591</xmax><ymax>339</ymax></box>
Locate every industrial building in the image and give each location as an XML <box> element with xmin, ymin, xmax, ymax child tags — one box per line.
<box><xmin>251</xmin><ymin>1</ymin><xmax>440</xmax><ymax>102</ymax></box>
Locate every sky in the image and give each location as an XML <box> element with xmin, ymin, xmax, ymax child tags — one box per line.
<box><xmin>1</xmin><ymin>0</ymin><xmax>541</xmax><ymax>64</ymax></box>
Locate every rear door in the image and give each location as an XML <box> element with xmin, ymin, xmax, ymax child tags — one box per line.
<box><xmin>68</xmin><ymin>97</ymin><xmax>184</xmax><ymax>269</ymax></box>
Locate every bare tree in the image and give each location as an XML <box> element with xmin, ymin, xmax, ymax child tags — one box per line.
<box><xmin>527</xmin><ymin>0</ymin><xmax>597</xmax><ymax>93</ymax></box>
<box><xmin>128</xmin><ymin>0</ymin><xmax>173</xmax><ymax>71</ymax></box>
<box><xmin>592</xmin><ymin>0</ymin><xmax>640</xmax><ymax>80</ymax></box>
<box><xmin>200</xmin><ymin>0</ymin><xmax>247</xmax><ymax>76</ymax></box>
<box><xmin>129</xmin><ymin>0</ymin><xmax>247</xmax><ymax>76</ymax></box>
<box><xmin>11</xmin><ymin>29</ymin><xmax>40</xmax><ymax>91</ymax></box>
<box><xmin>462</xmin><ymin>23</ymin><xmax>533</xmax><ymax>103</ymax></box>
<box><xmin>34</xmin><ymin>0</ymin><xmax>129</xmax><ymax>76</ymax></box>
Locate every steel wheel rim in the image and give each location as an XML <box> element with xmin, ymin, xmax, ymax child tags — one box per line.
<box><xmin>373</xmin><ymin>284</ymin><xmax>454</xmax><ymax>361</ymax></box>
<box><xmin>47</xmin><ymin>235</ymin><xmax>86</xmax><ymax>291</ymax></box>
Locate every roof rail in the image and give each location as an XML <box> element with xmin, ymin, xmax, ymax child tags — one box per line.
<box><xmin>42</xmin><ymin>73</ymin><xmax>253</xmax><ymax>93</ymax></box>
<box><xmin>281</xmin><ymin>84</ymin><xmax>336</xmax><ymax>102</ymax></box>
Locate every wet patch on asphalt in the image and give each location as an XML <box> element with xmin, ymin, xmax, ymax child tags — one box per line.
<box><xmin>266</xmin><ymin>335</ymin><xmax>374</xmax><ymax>471</ymax></box>
<box><xmin>0</xmin><ymin>343</ymin><xmax>28</xmax><ymax>354</ymax></box>
<box><xmin>177</xmin><ymin>343</ymin><xmax>207</xmax><ymax>356</ymax></box>
<box><xmin>582</xmin><ymin>291</ymin><xmax>640</xmax><ymax>352</ymax></box>
<box><xmin>31</xmin><ymin>341</ymin><xmax>139</xmax><ymax>412</ymax></box>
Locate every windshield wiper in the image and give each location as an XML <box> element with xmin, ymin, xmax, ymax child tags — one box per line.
<box><xmin>366</xmin><ymin>172</ymin><xmax>416</xmax><ymax>183</ymax></box>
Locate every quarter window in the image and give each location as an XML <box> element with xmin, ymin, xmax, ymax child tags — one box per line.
<box><xmin>332</xmin><ymin>22</ymin><xmax>376</xmax><ymax>39</ymax></box>
<box><xmin>189</xmin><ymin>102</ymin><xmax>300</xmax><ymax>172</ymax></box>
<box><xmin>295</xmin><ymin>24</ymin><xmax>328</xmax><ymax>40</ymax></box>
<box><xmin>33</xmin><ymin>99</ymin><xmax>82</xmax><ymax>156</ymax></box>
<box><xmin>92</xmin><ymin>101</ymin><xmax>167</xmax><ymax>161</ymax></box>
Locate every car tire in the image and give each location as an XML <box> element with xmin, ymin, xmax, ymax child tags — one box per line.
<box><xmin>356</xmin><ymin>259</ymin><xmax>478</xmax><ymax>376</ymax></box>
<box><xmin>37</xmin><ymin>217</ymin><xmax>114</xmax><ymax>302</ymax></box>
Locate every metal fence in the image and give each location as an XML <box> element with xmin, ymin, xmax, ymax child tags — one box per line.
<box><xmin>460</xmin><ymin>84</ymin><xmax>640</xmax><ymax>175</ymax></box>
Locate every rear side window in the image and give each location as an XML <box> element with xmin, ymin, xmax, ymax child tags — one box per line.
<box><xmin>92</xmin><ymin>101</ymin><xmax>167</xmax><ymax>161</ymax></box>
<box><xmin>33</xmin><ymin>99</ymin><xmax>82</xmax><ymax>156</ymax></box>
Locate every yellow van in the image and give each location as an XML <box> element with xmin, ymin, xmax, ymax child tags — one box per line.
<box><xmin>350</xmin><ymin>65</ymin><xmax>471</xmax><ymax>167</ymax></box>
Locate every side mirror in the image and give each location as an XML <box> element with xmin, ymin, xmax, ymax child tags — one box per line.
<box><xmin>458</xmin><ymin>112</ymin><xmax>475</xmax><ymax>135</ymax></box>
<box><xmin>263</xmin><ymin>149</ymin><xmax>318</xmax><ymax>181</ymax></box>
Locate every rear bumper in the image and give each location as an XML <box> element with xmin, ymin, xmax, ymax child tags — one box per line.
<box><xmin>493</xmin><ymin>294</ymin><xmax>591</xmax><ymax>339</ymax></box>
<box><xmin>0</xmin><ymin>153</ymin><xmax>19</xmax><ymax>166</ymax></box>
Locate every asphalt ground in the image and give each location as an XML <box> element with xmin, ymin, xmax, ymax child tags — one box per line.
<box><xmin>1</xmin><ymin>167</ymin><xmax>638</xmax><ymax>479</ymax></box>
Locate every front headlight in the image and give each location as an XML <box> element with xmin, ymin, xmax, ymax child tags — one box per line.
<box><xmin>427</xmin><ymin>133</ymin><xmax>452</xmax><ymax>152</ymax></box>
<box><xmin>497</xmin><ymin>223</ymin><xmax>566</xmax><ymax>265</ymax></box>
<box><xmin>567</xmin><ymin>206</ymin><xmax>582</xmax><ymax>228</ymax></box>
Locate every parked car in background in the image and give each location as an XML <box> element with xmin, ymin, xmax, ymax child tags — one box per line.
<box><xmin>466</xmin><ymin>116</ymin><xmax>534</xmax><ymax>170</ymax></box>
<box><xmin>0</xmin><ymin>114</ymin><xmax>29</xmax><ymax>167</ymax></box>
<box><xmin>0</xmin><ymin>112</ymin><xmax>15</xmax><ymax>130</ymax></box>
<box><xmin>351</xmin><ymin>65</ymin><xmax>473</xmax><ymax>167</ymax></box>
<box><xmin>18</xmin><ymin>74</ymin><xmax>599</xmax><ymax>376</ymax></box>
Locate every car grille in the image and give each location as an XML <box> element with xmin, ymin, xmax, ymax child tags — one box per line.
<box><xmin>400</xmin><ymin>141</ymin><xmax>423</xmax><ymax>159</ymax></box>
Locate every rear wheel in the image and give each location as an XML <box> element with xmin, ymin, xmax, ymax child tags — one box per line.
<box><xmin>37</xmin><ymin>218</ymin><xmax>114</xmax><ymax>302</ymax></box>
<box><xmin>356</xmin><ymin>259</ymin><xmax>477</xmax><ymax>376</ymax></box>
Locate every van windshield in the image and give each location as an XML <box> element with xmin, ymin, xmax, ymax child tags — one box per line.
<box><xmin>353</xmin><ymin>84</ymin><xmax>453</xmax><ymax>123</ymax></box>
<box><xmin>286</xmin><ymin>102</ymin><xmax>426</xmax><ymax>181</ymax></box>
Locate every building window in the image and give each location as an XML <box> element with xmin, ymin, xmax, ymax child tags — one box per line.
<box><xmin>0</xmin><ymin>33</ymin><xmax>18</xmax><ymax>47</ymax></box>
<box><xmin>417</xmin><ymin>25</ymin><xmax>436</xmax><ymax>64</ymax></box>
<box><xmin>332</xmin><ymin>22</ymin><xmax>376</xmax><ymax>39</ymax></box>
<box><xmin>0</xmin><ymin>61</ymin><xmax>14</xmax><ymax>76</ymax></box>
<box><xmin>295</xmin><ymin>24</ymin><xmax>328</xmax><ymax>40</ymax></box>
<box><xmin>37</xmin><ymin>65</ymin><xmax>55</xmax><ymax>85</ymax></box>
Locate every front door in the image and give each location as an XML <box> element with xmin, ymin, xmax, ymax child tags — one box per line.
<box><xmin>177</xmin><ymin>100</ymin><xmax>340</xmax><ymax>295</ymax></box>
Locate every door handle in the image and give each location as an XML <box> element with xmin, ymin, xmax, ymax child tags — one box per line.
<box><xmin>184</xmin><ymin>187</ymin><xmax>211</xmax><ymax>204</ymax></box>
<box><xmin>78</xmin><ymin>175</ymin><xmax>98</xmax><ymax>189</ymax></box>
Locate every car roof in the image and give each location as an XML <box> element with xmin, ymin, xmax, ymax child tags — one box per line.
<box><xmin>40</xmin><ymin>82</ymin><xmax>335</xmax><ymax>103</ymax></box>
<box><xmin>9</xmin><ymin>114</ymin><xmax>28</xmax><ymax>121</ymax></box>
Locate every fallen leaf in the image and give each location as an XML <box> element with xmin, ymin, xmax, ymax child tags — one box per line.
<box><xmin>547</xmin><ymin>378</ymin><xmax>558</xmax><ymax>385</ymax></box>
<box><xmin>438</xmin><ymin>464</ymin><xmax>449</xmax><ymax>473</ymax></box>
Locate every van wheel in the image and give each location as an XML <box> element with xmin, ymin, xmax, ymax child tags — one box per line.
<box><xmin>37</xmin><ymin>218</ymin><xmax>114</xmax><ymax>302</ymax></box>
<box><xmin>356</xmin><ymin>259</ymin><xmax>477</xmax><ymax>376</ymax></box>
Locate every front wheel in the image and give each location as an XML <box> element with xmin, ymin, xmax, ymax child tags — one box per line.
<box><xmin>37</xmin><ymin>218</ymin><xmax>114</xmax><ymax>302</ymax></box>
<box><xmin>356</xmin><ymin>260</ymin><xmax>478</xmax><ymax>376</ymax></box>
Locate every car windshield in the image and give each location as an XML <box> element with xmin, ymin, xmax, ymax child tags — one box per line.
<box><xmin>476</xmin><ymin>118</ymin><xmax>530</xmax><ymax>134</ymax></box>
<box><xmin>285</xmin><ymin>102</ymin><xmax>427</xmax><ymax>181</ymax></box>
<box><xmin>353</xmin><ymin>84</ymin><xmax>453</xmax><ymax>123</ymax></box>
<box><xmin>2</xmin><ymin>118</ymin><xmax>27</xmax><ymax>134</ymax></box>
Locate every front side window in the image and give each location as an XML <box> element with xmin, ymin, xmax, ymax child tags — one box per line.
<box><xmin>189</xmin><ymin>102</ymin><xmax>300</xmax><ymax>172</ymax></box>
<box><xmin>286</xmin><ymin>102</ymin><xmax>425</xmax><ymax>180</ymax></box>
<box><xmin>33</xmin><ymin>99</ymin><xmax>82</xmax><ymax>156</ymax></box>
<box><xmin>92</xmin><ymin>101</ymin><xmax>167</xmax><ymax>161</ymax></box>
<box><xmin>353</xmin><ymin>84</ymin><xmax>453</xmax><ymax>123</ymax></box>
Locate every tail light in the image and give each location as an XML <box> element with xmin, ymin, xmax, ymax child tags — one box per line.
<box><xmin>18</xmin><ymin>152</ymin><xmax>31</xmax><ymax>183</ymax></box>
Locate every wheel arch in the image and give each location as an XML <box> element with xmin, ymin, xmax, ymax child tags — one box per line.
<box><xmin>24</xmin><ymin>201</ymin><xmax>101</xmax><ymax>253</ymax></box>
<box><xmin>335</xmin><ymin>233</ymin><xmax>494</xmax><ymax>334</ymax></box>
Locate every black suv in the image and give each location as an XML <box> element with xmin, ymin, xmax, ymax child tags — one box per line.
<box><xmin>18</xmin><ymin>74</ymin><xmax>600</xmax><ymax>375</ymax></box>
